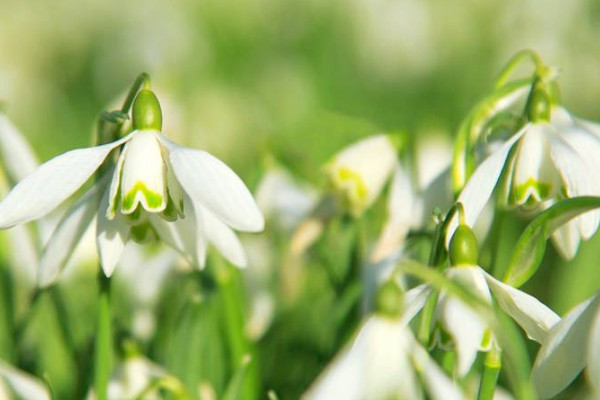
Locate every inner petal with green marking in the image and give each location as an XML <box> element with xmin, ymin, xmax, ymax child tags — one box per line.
<box><xmin>119</xmin><ymin>130</ymin><xmax>167</xmax><ymax>215</ymax></box>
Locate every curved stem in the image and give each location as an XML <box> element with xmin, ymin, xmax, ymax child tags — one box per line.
<box><xmin>494</xmin><ymin>49</ymin><xmax>542</xmax><ymax>89</ymax></box>
<box><xmin>94</xmin><ymin>272</ymin><xmax>112</xmax><ymax>400</ymax></box>
<box><xmin>120</xmin><ymin>73</ymin><xmax>151</xmax><ymax>114</ymax></box>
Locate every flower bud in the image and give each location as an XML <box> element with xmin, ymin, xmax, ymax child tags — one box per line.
<box><xmin>449</xmin><ymin>224</ymin><xmax>479</xmax><ymax>266</ymax></box>
<box><xmin>132</xmin><ymin>89</ymin><xmax>163</xmax><ymax>131</ymax></box>
<box><xmin>375</xmin><ymin>279</ymin><xmax>404</xmax><ymax>318</ymax></box>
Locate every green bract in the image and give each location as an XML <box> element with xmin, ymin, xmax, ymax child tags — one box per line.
<box><xmin>449</xmin><ymin>224</ymin><xmax>479</xmax><ymax>266</ymax></box>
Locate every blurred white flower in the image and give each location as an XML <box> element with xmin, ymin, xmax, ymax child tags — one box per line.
<box><xmin>255</xmin><ymin>164</ymin><xmax>317</xmax><ymax>231</ymax></box>
<box><xmin>325</xmin><ymin>135</ymin><xmax>397</xmax><ymax>217</ymax></box>
<box><xmin>0</xmin><ymin>361</ymin><xmax>50</xmax><ymax>400</ymax></box>
<box><xmin>86</xmin><ymin>355</ymin><xmax>187</xmax><ymax>400</ymax></box>
<box><xmin>532</xmin><ymin>291</ymin><xmax>600</xmax><ymax>399</ymax></box>
<box><xmin>427</xmin><ymin>265</ymin><xmax>560</xmax><ymax>376</ymax></box>
<box><xmin>0</xmin><ymin>86</ymin><xmax>264</xmax><ymax>287</ymax></box>
<box><xmin>302</xmin><ymin>313</ymin><xmax>465</xmax><ymax>400</ymax></box>
<box><xmin>449</xmin><ymin>107</ymin><xmax>600</xmax><ymax>254</ymax></box>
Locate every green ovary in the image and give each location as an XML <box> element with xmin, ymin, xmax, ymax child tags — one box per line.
<box><xmin>122</xmin><ymin>181</ymin><xmax>164</xmax><ymax>212</ymax></box>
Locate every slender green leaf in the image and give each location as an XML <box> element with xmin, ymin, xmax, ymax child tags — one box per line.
<box><xmin>505</xmin><ymin>196</ymin><xmax>600</xmax><ymax>287</ymax></box>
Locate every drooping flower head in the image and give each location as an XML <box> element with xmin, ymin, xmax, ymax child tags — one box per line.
<box><xmin>0</xmin><ymin>75</ymin><xmax>264</xmax><ymax>286</ymax></box>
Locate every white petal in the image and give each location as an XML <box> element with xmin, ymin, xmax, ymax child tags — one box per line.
<box><xmin>106</xmin><ymin>144</ymin><xmax>127</xmax><ymax>220</ymax></box>
<box><xmin>301</xmin><ymin>339</ymin><xmax>364</xmax><ymax>400</ymax></box>
<box><xmin>371</xmin><ymin>164</ymin><xmax>415</xmax><ymax>262</ymax></box>
<box><xmin>39</xmin><ymin>184</ymin><xmax>102</xmax><ymax>287</ymax></box>
<box><xmin>533</xmin><ymin>293</ymin><xmax>600</xmax><ymax>399</ymax></box>
<box><xmin>0</xmin><ymin>114</ymin><xmax>38</xmax><ymax>183</ymax></box>
<box><xmin>550</xmin><ymin>219</ymin><xmax>581</xmax><ymax>260</ymax></box>
<box><xmin>97</xmin><ymin>188</ymin><xmax>130</xmax><ymax>276</ymax></box>
<box><xmin>0</xmin><ymin>134</ymin><xmax>130</xmax><ymax>228</ymax></box>
<box><xmin>198</xmin><ymin>204</ymin><xmax>247</xmax><ymax>268</ymax></box>
<box><xmin>163</xmin><ymin>138</ymin><xmax>264</xmax><ymax>232</ymax></box>
<box><xmin>0</xmin><ymin>361</ymin><xmax>51</xmax><ymax>400</ymax></box>
<box><xmin>6</xmin><ymin>224</ymin><xmax>39</xmax><ymax>283</ymax></box>
<box><xmin>411</xmin><ymin>343</ymin><xmax>465</xmax><ymax>400</ymax></box>
<box><xmin>587</xmin><ymin>310</ymin><xmax>600</xmax><ymax>394</ymax></box>
<box><xmin>438</xmin><ymin>267</ymin><xmax>492</xmax><ymax>376</ymax></box>
<box><xmin>447</xmin><ymin>128</ymin><xmax>527</xmax><ymax>246</ymax></box>
<box><xmin>401</xmin><ymin>284</ymin><xmax>431</xmax><ymax>325</ymax></box>
<box><xmin>512</xmin><ymin>124</ymin><xmax>560</xmax><ymax>205</ymax></box>
<box><xmin>483</xmin><ymin>270</ymin><xmax>560</xmax><ymax>342</ymax></box>
<box><xmin>149</xmin><ymin>195</ymin><xmax>206</xmax><ymax>268</ymax></box>
<box><xmin>120</xmin><ymin>131</ymin><xmax>167</xmax><ymax>214</ymax></box>
<box><xmin>548</xmin><ymin>134</ymin><xmax>599</xmax><ymax>239</ymax></box>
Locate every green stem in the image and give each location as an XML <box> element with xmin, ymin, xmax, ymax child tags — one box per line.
<box><xmin>494</xmin><ymin>49</ymin><xmax>542</xmax><ymax>89</ymax></box>
<box><xmin>477</xmin><ymin>347</ymin><xmax>502</xmax><ymax>400</ymax></box>
<box><xmin>121</xmin><ymin>73</ymin><xmax>151</xmax><ymax>114</ymax></box>
<box><xmin>94</xmin><ymin>272</ymin><xmax>112</xmax><ymax>400</ymax></box>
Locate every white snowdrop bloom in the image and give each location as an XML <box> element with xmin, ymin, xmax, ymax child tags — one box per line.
<box><xmin>0</xmin><ymin>361</ymin><xmax>51</xmax><ymax>400</ymax></box>
<box><xmin>325</xmin><ymin>135</ymin><xmax>397</xmax><ymax>217</ymax></box>
<box><xmin>302</xmin><ymin>315</ymin><xmax>465</xmax><ymax>400</ymax></box>
<box><xmin>303</xmin><ymin>282</ymin><xmax>464</xmax><ymax>400</ymax></box>
<box><xmin>86</xmin><ymin>355</ymin><xmax>185</xmax><ymax>400</ymax></box>
<box><xmin>0</xmin><ymin>84</ymin><xmax>264</xmax><ymax>287</ymax></box>
<box><xmin>432</xmin><ymin>224</ymin><xmax>560</xmax><ymax>376</ymax></box>
<box><xmin>532</xmin><ymin>291</ymin><xmax>600</xmax><ymax>399</ymax></box>
<box><xmin>448</xmin><ymin>104</ymin><xmax>600</xmax><ymax>253</ymax></box>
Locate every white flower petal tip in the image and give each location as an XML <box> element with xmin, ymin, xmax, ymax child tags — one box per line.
<box><xmin>326</xmin><ymin>135</ymin><xmax>397</xmax><ymax>216</ymax></box>
<box><xmin>533</xmin><ymin>293</ymin><xmax>600</xmax><ymax>399</ymax></box>
<box><xmin>0</xmin><ymin>138</ymin><xmax>127</xmax><ymax>229</ymax></box>
<box><xmin>0</xmin><ymin>114</ymin><xmax>39</xmax><ymax>182</ymax></box>
<box><xmin>0</xmin><ymin>361</ymin><xmax>51</xmax><ymax>400</ymax></box>
<box><xmin>483</xmin><ymin>271</ymin><xmax>559</xmax><ymax>343</ymax></box>
<box><xmin>166</xmin><ymin>145</ymin><xmax>264</xmax><ymax>233</ymax></box>
<box><xmin>199</xmin><ymin>205</ymin><xmax>248</xmax><ymax>268</ymax></box>
<box><xmin>120</xmin><ymin>131</ymin><xmax>167</xmax><ymax>214</ymax></box>
<box><xmin>97</xmin><ymin>189</ymin><xmax>130</xmax><ymax>277</ymax></box>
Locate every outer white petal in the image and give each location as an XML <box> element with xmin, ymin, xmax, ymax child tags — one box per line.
<box><xmin>550</xmin><ymin>219</ymin><xmax>581</xmax><ymax>260</ymax></box>
<box><xmin>447</xmin><ymin>128</ymin><xmax>527</xmax><ymax>246</ymax></box>
<box><xmin>411</xmin><ymin>343</ymin><xmax>465</xmax><ymax>400</ymax></box>
<box><xmin>483</xmin><ymin>270</ymin><xmax>559</xmax><ymax>342</ymax></box>
<box><xmin>0</xmin><ymin>114</ymin><xmax>38</xmax><ymax>183</ymax></box>
<box><xmin>120</xmin><ymin>131</ymin><xmax>167</xmax><ymax>214</ymax></box>
<box><xmin>587</xmin><ymin>309</ymin><xmax>600</xmax><ymax>394</ymax></box>
<box><xmin>0</xmin><ymin>134</ymin><xmax>130</xmax><ymax>228</ymax></box>
<box><xmin>5</xmin><ymin>224</ymin><xmax>39</xmax><ymax>283</ymax></box>
<box><xmin>149</xmin><ymin>195</ymin><xmax>206</xmax><ymax>268</ymax></box>
<box><xmin>371</xmin><ymin>163</ymin><xmax>415</xmax><ymax>262</ymax></box>
<box><xmin>97</xmin><ymin>187</ymin><xmax>130</xmax><ymax>277</ymax></box>
<box><xmin>160</xmin><ymin>136</ymin><xmax>264</xmax><ymax>232</ymax></box>
<box><xmin>106</xmin><ymin>144</ymin><xmax>127</xmax><ymax>220</ymax></box>
<box><xmin>198</xmin><ymin>204</ymin><xmax>247</xmax><ymax>268</ymax></box>
<box><xmin>301</xmin><ymin>338</ymin><xmax>364</xmax><ymax>400</ymax></box>
<box><xmin>39</xmin><ymin>183</ymin><xmax>102</xmax><ymax>287</ymax></box>
<box><xmin>533</xmin><ymin>293</ymin><xmax>600</xmax><ymax>399</ymax></box>
<box><xmin>438</xmin><ymin>267</ymin><xmax>492</xmax><ymax>376</ymax></box>
<box><xmin>401</xmin><ymin>284</ymin><xmax>431</xmax><ymax>325</ymax></box>
<box><xmin>0</xmin><ymin>361</ymin><xmax>51</xmax><ymax>400</ymax></box>
<box><xmin>548</xmin><ymin>134</ymin><xmax>599</xmax><ymax>239</ymax></box>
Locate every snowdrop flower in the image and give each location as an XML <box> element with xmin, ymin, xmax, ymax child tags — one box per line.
<box><xmin>0</xmin><ymin>361</ymin><xmax>51</xmax><ymax>400</ymax></box>
<box><xmin>448</xmin><ymin>88</ymin><xmax>600</xmax><ymax>255</ymax></box>
<box><xmin>532</xmin><ymin>291</ymin><xmax>600</xmax><ymax>399</ymax></box>
<box><xmin>0</xmin><ymin>79</ymin><xmax>264</xmax><ymax>286</ymax></box>
<box><xmin>86</xmin><ymin>353</ymin><xmax>188</xmax><ymax>400</ymax></box>
<box><xmin>302</xmin><ymin>280</ymin><xmax>465</xmax><ymax>400</ymax></box>
<box><xmin>432</xmin><ymin>220</ymin><xmax>560</xmax><ymax>376</ymax></box>
<box><xmin>325</xmin><ymin>134</ymin><xmax>397</xmax><ymax>217</ymax></box>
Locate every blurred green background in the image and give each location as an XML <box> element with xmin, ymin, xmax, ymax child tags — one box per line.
<box><xmin>1</xmin><ymin>0</ymin><xmax>600</xmax><ymax>398</ymax></box>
